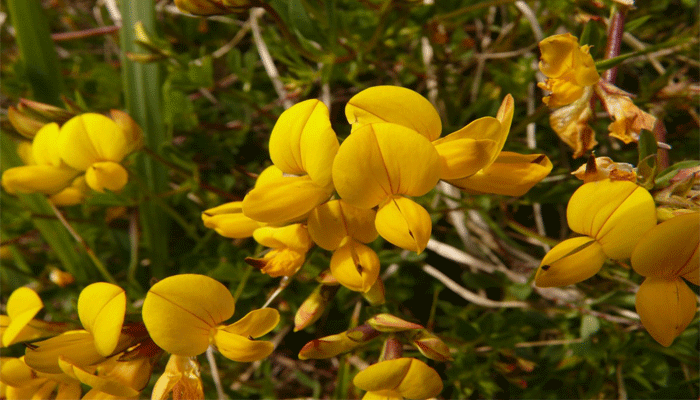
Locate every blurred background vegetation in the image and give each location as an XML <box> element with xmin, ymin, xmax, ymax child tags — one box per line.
<box><xmin>1</xmin><ymin>0</ymin><xmax>698</xmax><ymax>398</ymax></box>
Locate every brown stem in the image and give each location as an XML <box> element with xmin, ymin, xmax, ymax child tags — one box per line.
<box><xmin>51</xmin><ymin>26</ymin><xmax>120</xmax><ymax>41</ymax></box>
<box><xmin>602</xmin><ymin>8</ymin><xmax>626</xmax><ymax>84</ymax></box>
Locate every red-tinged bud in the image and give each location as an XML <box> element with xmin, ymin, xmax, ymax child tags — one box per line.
<box><xmin>298</xmin><ymin>333</ymin><xmax>361</xmax><ymax>360</ymax></box>
<box><xmin>110</xmin><ymin>110</ymin><xmax>144</xmax><ymax>153</ymax></box>
<box><xmin>19</xmin><ymin>99</ymin><xmax>74</xmax><ymax>122</ymax></box>
<box><xmin>294</xmin><ymin>284</ymin><xmax>339</xmax><ymax>332</ymax></box>
<box><xmin>367</xmin><ymin>314</ymin><xmax>424</xmax><ymax>332</ymax></box>
<box><xmin>495</xmin><ymin>362</ymin><xmax>516</xmax><ymax>374</ymax></box>
<box><xmin>362</xmin><ymin>275</ymin><xmax>385</xmax><ymax>306</ymax></box>
<box><xmin>8</xmin><ymin>106</ymin><xmax>46</xmax><ymax>138</ymax></box>
<box><xmin>411</xmin><ymin>330</ymin><xmax>453</xmax><ymax>362</ymax></box>
<box><xmin>516</xmin><ymin>357</ymin><xmax>536</xmax><ymax>373</ymax></box>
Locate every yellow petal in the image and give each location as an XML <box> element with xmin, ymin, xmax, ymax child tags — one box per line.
<box><xmin>218</xmin><ymin>308</ymin><xmax>279</xmax><ymax>338</ymax></box>
<box><xmin>268</xmin><ymin>100</ymin><xmax>339</xmax><ymax>187</ymax></box>
<box><xmin>3</xmin><ymin>288</ymin><xmax>43</xmax><ymax>347</ymax></box>
<box><xmin>535</xmin><ymin>237</ymin><xmax>607</xmax><ymax>287</ymax></box>
<box><xmin>255</xmin><ymin>165</ymin><xmax>284</xmax><ymax>187</ymax></box>
<box><xmin>446</xmin><ymin>152</ymin><xmax>552</xmax><ymax>196</ymax></box>
<box><xmin>142</xmin><ymin>274</ymin><xmax>234</xmax><ymax>357</ymax></box>
<box><xmin>631</xmin><ymin>213</ymin><xmax>699</xmax><ymax>279</ymax></box>
<box><xmin>84</xmin><ymin>161</ymin><xmax>128</xmax><ymax>193</ymax></box>
<box><xmin>212</xmin><ymin>329</ymin><xmax>274</xmax><ymax>362</ymax></box>
<box><xmin>24</xmin><ymin>330</ymin><xmax>112</xmax><ymax>374</ymax></box>
<box><xmin>353</xmin><ymin>358</ymin><xmax>443</xmax><ymax>400</ymax></box>
<box><xmin>201</xmin><ymin>201</ymin><xmax>263</xmax><ymax>239</ymax></box>
<box><xmin>58</xmin><ymin>114</ymin><xmax>129</xmax><ymax>171</ymax></box>
<box><xmin>1</xmin><ymin>165</ymin><xmax>78</xmax><ymax>195</ymax></box>
<box><xmin>333</xmin><ymin>123</ymin><xmax>440</xmax><ymax>208</ymax></box>
<box><xmin>253</xmin><ymin>224</ymin><xmax>312</xmax><ymax>251</ymax></box>
<box><xmin>307</xmin><ymin>200</ymin><xmax>377</xmax><ymax>251</ymax></box>
<box><xmin>31</xmin><ymin>123</ymin><xmax>62</xmax><ymax>167</ymax></box>
<box><xmin>242</xmin><ymin>175</ymin><xmax>332</xmax><ymax>224</ymax></box>
<box><xmin>375</xmin><ymin>196</ymin><xmax>432</xmax><ymax>254</ymax></box>
<box><xmin>330</xmin><ymin>240</ymin><xmax>380</xmax><ymax>292</ymax></box>
<box><xmin>433</xmin><ymin>138</ymin><xmax>497</xmax><ymax>180</ymax></box>
<box><xmin>109</xmin><ymin>110</ymin><xmax>144</xmax><ymax>154</ymax></box>
<box><xmin>345</xmin><ymin>86</ymin><xmax>442</xmax><ymax>141</ymax></box>
<box><xmin>78</xmin><ymin>283</ymin><xmax>126</xmax><ymax>357</ymax></box>
<box><xmin>635</xmin><ymin>277</ymin><xmax>697</xmax><ymax>347</ymax></box>
<box><xmin>546</xmin><ymin>85</ymin><xmax>596</xmax><ymax>158</ymax></box>
<box><xmin>538</xmin><ymin>33</ymin><xmax>599</xmax><ymax>85</ymax></box>
<box><xmin>152</xmin><ymin>355</ymin><xmax>204</xmax><ymax>400</ymax></box>
<box><xmin>566</xmin><ymin>179</ymin><xmax>657</xmax><ymax>259</ymax></box>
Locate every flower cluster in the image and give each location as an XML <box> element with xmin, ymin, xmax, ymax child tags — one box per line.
<box><xmin>203</xmin><ymin>85</ymin><xmax>552</xmax><ymax>296</ymax></box>
<box><xmin>0</xmin><ymin>275</ymin><xmax>280</xmax><ymax>399</ymax></box>
<box><xmin>538</xmin><ymin>33</ymin><xmax>657</xmax><ymax>158</ymax></box>
<box><xmin>2</xmin><ymin>111</ymin><xmax>143</xmax><ymax>205</ymax></box>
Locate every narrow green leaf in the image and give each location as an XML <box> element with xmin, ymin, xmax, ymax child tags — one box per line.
<box><xmin>595</xmin><ymin>38</ymin><xmax>689</xmax><ymax>71</ymax></box>
<box><xmin>119</xmin><ymin>1</ymin><xmax>170</xmax><ymax>278</ymax></box>
<box><xmin>6</xmin><ymin>0</ymin><xmax>64</xmax><ymax>105</ymax></box>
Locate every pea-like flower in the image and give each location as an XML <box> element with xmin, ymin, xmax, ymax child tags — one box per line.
<box><xmin>242</xmin><ymin>100</ymin><xmax>339</xmax><ymax>225</ymax></box>
<box><xmin>631</xmin><ymin>212</ymin><xmax>699</xmax><ymax>346</ymax></box>
<box><xmin>141</xmin><ymin>274</ymin><xmax>279</xmax><ymax>362</ymax></box>
<box><xmin>535</xmin><ymin>179</ymin><xmax>657</xmax><ymax>287</ymax></box>
<box><xmin>58</xmin><ymin>112</ymin><xmax>142</xmax><ymax>193</ymax></box>
<box><xmin>245</xmin><ymin>224</ymin><xmax>314</xmax><ymax>277</ymax></box>
<box><xmin>152</xmin><ymin>355</ymin><xmax>205</xmax><ymax>400</ymax></box>
<box><xmin>353</xmin><ymin>357</ymin><xmax>443</xmax><ymax>400</ymax></box>
<box><xmin>202</xmin><ymin>201</ymin><xmax>265</xmax><ymax>239</ymax></box>
<box><xmin>308</xmin><ymin>200</ymin><xmax>380</xmax><ymax>292</ymax></box>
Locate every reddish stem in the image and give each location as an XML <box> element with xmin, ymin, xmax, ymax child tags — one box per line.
<box><xmin>51</xmin><ymin>26</ymin><xmax>120</xmax><ymax>41</ymax></box>
<box><xmin>602</xmin><ymin>9</ymin><xmax>626</xmax><ymax>84</ymax></box>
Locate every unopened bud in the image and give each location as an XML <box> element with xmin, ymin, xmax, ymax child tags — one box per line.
<box><xmin>367</xmin><ymin>314</ymin><xmax>423</xmax><ymax>332</ymax></box>
<box><xmin>380</xmin><ymin>336</ymin><xmax>403</xmax><ymax>361</ymax></box>
<box><xmin>49</xmin><ymin>268</ymin><xmax>75</xmax><ymax>288</ymax></box>
<box><xmin>294</xmin><ymin>284</ymin><xmax>339</xmax><ymax>332</ymax></box>
<box><xmin>298</xmin><ymin>332</ymin><xmax>361</xmax><ymax>360</ymax></box>
<box><xmin>411</xmin><ymin>330</ymin><xmax>453</xmax><ymax>361</ymax></box>
<box><xmin>8</xmin><ymin>106</ymin><xmax>46</xmax><ymax>138</ymax></box>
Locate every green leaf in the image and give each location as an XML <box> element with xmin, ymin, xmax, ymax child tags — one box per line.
<box><xmin>6</xmin><ymin>0</ymin><xmax>64</xmax><ymax>105</ymax></box>
<box><xmin>655</xmin><ymin>160</ymin><xmax>700</xmax><ymax>188</ymax></box>
<box><xmin>637</xmin><ymin>129</ymin><xmax>658</xmax><ymax>188</ymax></box>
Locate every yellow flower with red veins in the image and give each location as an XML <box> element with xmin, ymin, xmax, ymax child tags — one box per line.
<box><xmin>308</xmin><ymin>199</ymin><xmax>380</xmax><ymax>292</ymax></box>
<box><xmin>245</xmin><ymin>224</ymin><xmax>314</xmax><ymax>277</ymax></box>
<box><xmin>142</xmin><ymin>274</ymin><xmax>279</xmax><ymax>362</ymax></box>
<box><xmin>242</xmin><ymin>100</ymin><xmax>339</xmax><ymax>224</ymax></box>
<box><xmin>353</xmin><ymin>357</ymin><xmax>443</xmax><ymax>400</ymax></box>
<box><xmin>631</xmin><ymin>212</ymin><xmax>699</xmax><ymax>346</ymax></box>
<box><xmin>535</xmin><ymin>179</ymin><xmax>657</xmax><ymax>287</ymax></box>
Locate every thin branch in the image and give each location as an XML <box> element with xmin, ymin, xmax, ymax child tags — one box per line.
<box><xmin>206</xmin><ymin>346</ymin><xmax>226</xmax><ymax>400</ymax></box>
<box><xmin>422</xmin><ymin>264</ymin><xmax>528</xmax><ymax>308</ymax></box>
<box><xmin>250</xmin><ymin>8</ymin><xmax>293</xmax><ymax>110</ymax></box>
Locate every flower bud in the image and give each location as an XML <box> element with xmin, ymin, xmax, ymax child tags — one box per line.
<box><xmin>294</xmin><ymin>285</ymin><xmax>339</xmax><ymax>332</ymax></box>
<box><xmin>367</xmin><ymin>314</ymin><xmax>423</xmax><ymax>332</ymax></box>
<box><xmin>411</xmin><ymin>330</ymin><xmax>453</xmax><ymax>361</ymax></box>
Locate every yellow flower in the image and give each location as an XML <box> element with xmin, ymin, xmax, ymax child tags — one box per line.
<box><xmin>245</xmin><ymin>224</ymin><xmax>314</xmax><ymax>277</ymax></box>
<box><xmin>332</xmin><ymin>122</ymin><xmax>440</xmax><ymax>253</ymax></box>
<box><xmin>535</xmin><ymin>179</ymin><xmax>657</xmax><ymax>287</ymax></box>
<box><xmin>537</xmin><ymin>33</ymin><xmax>600</xmax><ymax>108</ymax></box>
<box><xmin>2</xmin><ymin>287</ymin><xmax>44</xmax><ymax>347</ymax></box>
<box><xmin>1</xmin><ymin>123</ymin><xmax>79</xmax><ymax>195</ymax></box>
<box><xmin>571</xmin><ymin>156</ymin><xmax>637</xmax><ymax>183</ymax></box>
<box><xmin>58</xmin><ymin>113</ymin><xmax>142</xmax><ymax>193</ymax></box>
<box><xmin>141</xmin><ymin>274</ymin><xmax>279</xmax><ymax>362</ymax></box>
<box><xmin>595</xmin><ymin>81</ymin><xmax>658</xmax><ymax>145</ymax></box>
<box><xmin>59</xmin><ymin>355</ymin><xmax>153</xmax><ymax>399</ymax></box>
<box><xmin>242</xmin><ymin>100</ymin><xmax>339</xmax><ymax>224</ymax></box>
<box><xmin>308</xmin><ymin>200</ymin><xmax>380</xmax><ymax>292</ymax></box>
<box><xmin>635</xmin><ymin>277</ymin><xmax>697</xmax><ymax>347</ymax></box>
<box><xmin>152</xmin><ymin>355</ymin><xmax>204</xmax><ymax>400</ymax></box>
<box><xmin>353</xmin><ymin>358</ymin><xmax>443</xmax><ymax>400</ymax></box>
